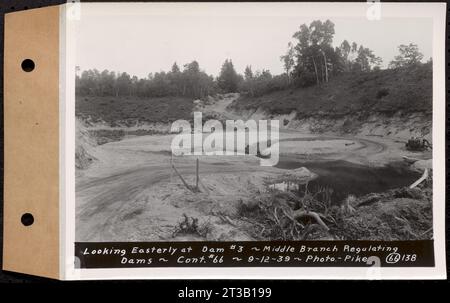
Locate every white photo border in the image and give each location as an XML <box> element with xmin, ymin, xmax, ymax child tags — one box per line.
<box><xmin>60</xmin><ymin>2</ymin><xmax>447</xmax><ymax>280</ymax></box>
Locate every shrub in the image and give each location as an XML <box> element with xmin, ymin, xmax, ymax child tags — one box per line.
<box><xmin>376</xmin><ymin>88</ymin><xmax>389</xmax><ymax>99</ymax></box>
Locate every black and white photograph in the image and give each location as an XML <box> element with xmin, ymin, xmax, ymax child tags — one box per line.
<box><xmin>75</xmin><ymin>3</ymin><xmax>434</xmax><ymax>242</ymax></box>
<box><xmin>67</xmin><ymin>2</ymin><xmax>446</xmax><ymax>277</ymax></box>
<box><xmin>1</xmin><ymin>1</ymin><xmax>448</xmax><ymax>284</ymax></box>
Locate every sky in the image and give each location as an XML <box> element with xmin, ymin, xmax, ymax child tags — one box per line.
<box><xmin>74</xmin><ymin>3</ymin><xmax>433</xmax><ymax>78</ymax></box>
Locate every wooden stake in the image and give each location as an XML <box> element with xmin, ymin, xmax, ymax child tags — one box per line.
<box><xmin>171</xmin><ymin>163</ymin><xmax>192</xmax><ymax>191</ymax></box>
<box><xmin>196</xmin><ymin>158</ymin><xmax>199</xmax><ymax>191</ymax></box>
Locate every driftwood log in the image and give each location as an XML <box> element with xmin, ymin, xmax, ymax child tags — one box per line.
<box><xmin>292</xmin><ymin>210</ymin><xmax>330</xmax><ymax>231</ymax></box>
<box><xmin>409</xmin><ymin>168</ymin><xmax>429</xmax><ymax>189</ymax></box>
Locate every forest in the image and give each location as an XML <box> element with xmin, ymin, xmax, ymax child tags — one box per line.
<box><xmin>76</xmin><ymin>19</ymin><xmax>427</xmax><ymax>100</ymax></box>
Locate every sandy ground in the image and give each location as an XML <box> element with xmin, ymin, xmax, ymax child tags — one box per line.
<box><xmin>76</xmin><ymin>95</ymin><xmax>431</xmax><ymax>241</ymax></box>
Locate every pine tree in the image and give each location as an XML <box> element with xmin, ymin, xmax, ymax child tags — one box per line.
<box><xmin>217</xmin><ymin>59</ymin><xmax>240</xmax><ymax>93</ymax></box>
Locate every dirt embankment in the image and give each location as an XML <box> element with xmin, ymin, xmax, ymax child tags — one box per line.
<box><xmin>233</xmin><ymin>107</ymin><xmax>431</xmax><ymax>143</ymax></box>
<box><xmin>76</xmin><ymin>119</ymin><xmax>97</xmax><ymax>169</ymax></box>
<box><xmin>340</xmin><ymin>183</ymin><xmax>433</xmax><ymax>240</ymax></box>
<box><xmin>229</xmin><ymin>63</ymin><xmax>433</xmax><ymax>142</ymax></box>
<box><xmin>237</xmin><ymin>179</ymin><xmax>432</xmax><ymax>241</ymax></box>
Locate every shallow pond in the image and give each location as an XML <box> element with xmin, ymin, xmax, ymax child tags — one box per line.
<box><xmin>274</xmin><ymin>159</ymin><xmax>421</xmax><ymax>204</ymax></box>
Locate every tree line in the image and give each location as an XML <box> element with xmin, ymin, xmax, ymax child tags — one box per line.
<box><xmin>76</xmin><ymin>19</ymin><xmax>427</xmax><ymax>99</ymax></box>
<box><xmin>76</xmin><ymin>61</ymin><xmax>216</xmax><ymax>99</ymax></box>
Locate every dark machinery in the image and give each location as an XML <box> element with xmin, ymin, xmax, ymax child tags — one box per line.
<box><xmin>405</xmin><ymin>137</ymin><xmax>432</xmax><ymax>151</ymax></box>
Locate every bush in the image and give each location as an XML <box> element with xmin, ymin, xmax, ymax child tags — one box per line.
<box><xmin>293</xmin><ymin>72</ymin><xmax>317</xmax><ymax>88</ymax></box>
<box><xmin>376</xmin><ymin>88</ymin><xmax>389</xmax><ymax>99</ymax></box>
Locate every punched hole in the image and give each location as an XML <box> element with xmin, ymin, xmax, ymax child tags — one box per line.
<box><xmin>21</xmin><ymin>59</ymin><xmax>35</xmax><ymax>72</ymax></box>
<box><xmin>21</xmin><ymin>213</ymin><xmax>34</xmax><ymax>226</ymax></box>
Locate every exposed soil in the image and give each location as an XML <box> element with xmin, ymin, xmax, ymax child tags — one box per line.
<box><xmin>75</xmin><ymin>93</ymin><xmax>432</xmax><ymax>242</ymax></box>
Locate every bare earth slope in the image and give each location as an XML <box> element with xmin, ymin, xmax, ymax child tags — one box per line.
<box><xmin>230</xmin><ymin>63</ymin><xmax>432</xmax><ymax>141</ymax></box>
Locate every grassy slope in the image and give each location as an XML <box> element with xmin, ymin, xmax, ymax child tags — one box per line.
<box><xmin>76</xmin><ymin>95</ymin><xmax>193</xmax><ymax>125</ymax></box>
<box><xmin>231</xmin><ymin>63</ymin><xmax>432</xmax><ymax>118</ymax></box>
<box><xmin>76</xmin><ymin>64</ymin><xmax>431</xmax><ymax>125</ymax></box>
